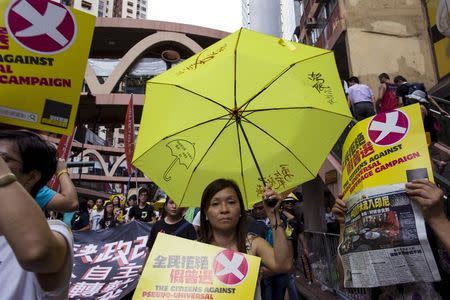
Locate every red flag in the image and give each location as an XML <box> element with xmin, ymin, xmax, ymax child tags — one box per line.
<box><xmin>124</xmin><ymin>94</ymin><xmax>135</xmax><ymax>175</ymax></box>
<box><xmin>48</xmin><ymin>127</ymin><xmax>77</xmax><ymax>190</ymax></box>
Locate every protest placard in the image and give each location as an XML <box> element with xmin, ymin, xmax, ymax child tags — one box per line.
<box><xmin>134</xmin><ymin>233</ymin><xmax>261</xmax><ymax>300</ymax></box>
<box><xmin>0</xmin><ymin>0</ymin><xmax>95</xmax><ymax>134</ymax></box>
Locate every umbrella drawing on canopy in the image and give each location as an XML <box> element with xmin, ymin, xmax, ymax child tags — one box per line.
<box><xmin>133</xmin><ymin>28</ymin><xmax>352</xmax><ymax>208</ymax></box>
<box><xmin>163</xmin><ymin>139</ymin><xmax>196</xmax><ymax>181</ymax></box>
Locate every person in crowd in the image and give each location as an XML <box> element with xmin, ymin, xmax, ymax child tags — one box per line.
<box><xmin>347</xmin><ymin>76</ymin><xmax>376</xmax><ymax>120</ymax></box>
<box><xmin>394</xmin><ymin>75</ymin><xmax>449</xmax><ymax>116</ymax></box>
<box><xmin>394</xmin><ymin>75</ymin><xmax>448</xmax><ymax>173</ymax></box>
<box><xmin>71</xmin><ymin>199</ymin><xmax>90</xmax><ymax>232</ymax></box>
<box><xmin>146</xmin><ymin>197</ymin><xmax>197</xmax><ymax>251</ymax></box>
<box><xmin>325</xmin><ymin>206</ymin><xmax>338</xmax><ymax>234</ymax></box>
<box><xmin>129</xmin><ymin>188</ymin><xmax>156</xmax><ymax>223</ymax></box>
<box><xmin>377</xmin><ymin>73</ymin><xmax>400</xmax><ymax>112</ymax></box>
<box><xmin>247</xmin><ymin>201</ymin><xmax>270</xmax><ymax>239</ymax></box>
<box><xmin>90</xmin><ymin>198</ymin><xmax>104</xmax><ymax>231</ymax></box>
<box><xmin>35</xmin><ymin>158</ymin><xmax>78</xmax><ymax>212</ymax></box>
<box><xmin>112</xmin><ymin>195</ymin><xmax>125</xmax><ymax>224</ymax></box>
<box><xmin>125</xmin><ymin>194</ymin><xmax>137</xmax><ymax>222</ymax></box>
<box><xmin>100</xmin><ymin>201</ymin><xmax>118</xmax><ymax>229</ymax></box>
<box><xmin>192</xmin><ymin>210</ymin><xmax>201</xmax><ymax>234</ymax></box>
<box><xmin>184</xmin><ymin>206</ymin><xmax>200</xmax><ymax>224</ymax></box>
<box><xmin>248</xmin><ymin>197</ymin><xmax>300</xmax><ymax>300</ymax></box>
<box><xmin>198</xmin><ymin>179</ymin><xmax>292</xmax><ymax>300</ymax></box>
<box><xmin>394</xmin><ymin>75</ymin><xmax>409</xmax><ymax>107</ymax></box>
<box><xmin>332</xmin><ymin>179</ymin><xmax>449</xmax><ymax>298</ymax></box>
<box><xmin>0</xmin><ymin>130</ymin><xmax>73</xmax><ymax>298</ymax></box>
<box><xmin>87</xmin><ymin>199</ymin><xmax>94</xmax><ymax>212</ymax></box>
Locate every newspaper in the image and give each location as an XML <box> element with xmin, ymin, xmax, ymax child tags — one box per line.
<box><xmin>339</xmin><ymin>104</ymin><xmax>441</xmax><ymax>288</ymax></box>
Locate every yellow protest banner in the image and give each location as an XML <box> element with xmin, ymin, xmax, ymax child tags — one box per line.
<box><xmin>0</xmin><ymin>0</ymin><xmax>95</xmax><ymax>135</ymax></box>
<box><xmin>134</xmin><ymin>234</ymin><xmax>261</xmax><ymax>300</ymax></box>
<box><xmin>341</xmin><ymin>104</ymin><xmax>433</xmax><ymax>200</ymax></box>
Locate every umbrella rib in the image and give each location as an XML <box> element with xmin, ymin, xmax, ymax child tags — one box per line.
<box><xmin>243</xmin><ymin>106</ymin><xmax>352</xmax><ymax>120</ymax></box>
<box><xmin>179</xmin><ymin>117</ymin><xmax>235</xmax><ymax>206</ymax></box>
<box><xmin>237</xmin><ymin>119</ymin><xmax>267</xmax><ymax>187</ymax></box>
<box><xmin>239</xmin><ymin>117</ymin><xmax>316</xmax><ymax>179</ymax></box>
<box><xmin>235</xmin><ymin>120</ymin><xmax>248</xmax><ymax>205</ymax></box>
<box><xmin>237</xmin><ymin>51</ymin><xmax>332</xmax><ymax>110</ymax></box>
<box><xmin>161</xmin><ymin>113</ymin><xmax>231</xmax><ymax>141</ymax></box>
<box><xmin>149</xmin><ymin>82</ymin><xmax>232</xmax><ymax>113</ymax></box>
<box><xmin>233</xmin><ymin>28</ymin><xmax>243</xmax><ymax>109</ymax></box>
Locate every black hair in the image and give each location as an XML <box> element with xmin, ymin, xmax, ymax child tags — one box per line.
<box><xmin>78</xmin><ymin>198</ymin><xmax>89</xmax><ymax>213</ymax></box>
<box><xmin>138</xmin><ymin>188</ymin><xmax>148</xmax><ymax>196</ymax></box>
<box><xmin>128</xmin><ymin>194</ymin><xmax>137</xmax><ymax>201</ymax></box>
<box><xmin>0</xmin><ymin>130</ymin><xmax>57</xmax><ymax>197</ymax></box>
<box><xmin>378</xmin><ymin>73</ymin><xmax>390</xmax><ymax>80</ymax></box>
<box><xmin>199</xmin><ymin>179</ymin><xmax>247</xmax><ymax>253</ymax></box>
<box><xmin>394</xmin><ymin>75</ymin><xmax>407</xmax><ymax>84</ymax></box>
<box><xmin>347</xmin><ymin>76</ymin><xmax>359</xmax><ymax>84</ymax></box>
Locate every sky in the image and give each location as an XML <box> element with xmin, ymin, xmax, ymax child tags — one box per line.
<box><xmin>147</xmin><ymin>0</ymin><xmax>243</xmax><ymax>33</ymax></box>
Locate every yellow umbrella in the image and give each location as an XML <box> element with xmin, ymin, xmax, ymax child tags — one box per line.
<box><xmin>133</xmin><ymin>28</ymin><xmax>352</xmax><ymax>208</ymax></box>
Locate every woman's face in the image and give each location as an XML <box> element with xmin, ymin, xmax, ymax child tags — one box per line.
<box><xmin>112</xmin><ymin>197</ymin><xmax>120</xmax><ymax>206</ymax></box>
<box><xmin>106</xmin><ymin>203</ymin><xmax>114</xmax><ymax>214</ymax></box>
<box><xmin>206</xmin><ymin>187</ymin><xmax>241</xmax><ymax>232</ymax></box>
<box><xmin>87</xmin><ymin>199</ymin><xmax>94</xmax><ymax>209</ymax></box>
<box><xmin>165</xmin><ymin>199</ymin><xmax>181</xmax><ymax>217</ymax></box>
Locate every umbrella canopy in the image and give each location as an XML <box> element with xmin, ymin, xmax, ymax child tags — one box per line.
<box><xmin>133</xmin><ymin>28</ymin><xmax>352</xmax><ymax>208</ymax></box>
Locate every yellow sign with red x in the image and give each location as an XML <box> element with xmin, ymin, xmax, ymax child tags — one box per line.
<box><xmin>134</xmin><ymin>234</ymin><xmax>261</xmax><ymax>300</ymax></box>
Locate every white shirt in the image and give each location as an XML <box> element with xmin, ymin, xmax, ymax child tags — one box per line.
<box><xmin>0</xmin><ymin>220</ymin><xmax>73</xmax><ymax>299</ymax></box>
<box><xmin>348</xmin><ymin>83</ymin><xmax>374</xmax><ymax>104</ymax></box>
<box><xmin>90</xmin><ymin>209</ymin><xmax>104</xmax><ymax>230</ymax></box>
<box><xmin>192</xmin><ymin>211</ymin><xmax>201</xmax><ymax>227</ymax></box>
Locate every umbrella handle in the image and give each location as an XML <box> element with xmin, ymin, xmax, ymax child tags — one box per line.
<box><xmin>163</xmin><ymin>158</ymin><xmax>177</xmax><ymax>181</ymax></box>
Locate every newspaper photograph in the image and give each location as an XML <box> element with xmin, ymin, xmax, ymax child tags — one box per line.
<box><xmin>339</xmin><ymin>104</ymin><xmax>441</xmax><ymax>288</ymax></box>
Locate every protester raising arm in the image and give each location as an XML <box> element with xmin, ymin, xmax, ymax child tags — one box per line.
<box><xmin>45</xmin><ymin>158</ymin><xmax>78</xmax><ymax>212</ymax></box>
<box><xmin>406</xmin><ymin>179</ymin><xmax>450</xmax><ymax>253</ymax></box>
<box><xmin>0</xmin><ymin>130</ymin><xmax>74</xmax><ymax>299</ymax></box>
<box><xmin>251</xmin><ymin>187</ymin><xmax>293</xmax><ymax>273</ymax></box>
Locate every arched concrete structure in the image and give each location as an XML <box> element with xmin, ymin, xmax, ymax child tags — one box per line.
<box><xmin>85</xmin><ymin>31</ymin><xmax>204</xmax><ymax>95</ymax></box>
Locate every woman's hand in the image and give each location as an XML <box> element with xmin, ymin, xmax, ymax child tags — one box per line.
<box><xmin>262</xmin><ymin>186</ymin><xmax>282</xmax><ymax>223</ymax></box>
<box><xmin>332</xmin><ymin>193</ymin><xmax>346</xmax><ymax>228</ymax></box>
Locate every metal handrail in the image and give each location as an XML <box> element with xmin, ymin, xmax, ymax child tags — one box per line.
<box><xmin>430</xmin><ymin>95</ymin><xmax>450</xmax><ymax>106</ymax></box>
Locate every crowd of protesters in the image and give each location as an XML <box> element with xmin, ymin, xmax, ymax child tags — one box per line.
<box><xmin>1</xmin><ymin>123</ymin><xmax>449</xmax><ymax>300</ymax></box>
<box><xmin>346</xmin><ymin>73</ymin><xmax>448</xmax><ymax>121</ymax></box>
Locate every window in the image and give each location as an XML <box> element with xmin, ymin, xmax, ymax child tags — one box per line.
<box><xmin>127</xmin><ymin>1</ymin><xmax>133</xmax><ymax>6</ymax></box>
<box><xmin>127</xmin><ymin>8</ymin><xmax>133</xmax><ymax>13</ymax></box>
<box><xmin>81</xmin><ymin>0</ymin><xmax>92</xmax><ymax>10</ymax></box>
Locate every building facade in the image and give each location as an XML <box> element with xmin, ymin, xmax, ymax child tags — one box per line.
<box><xmin>297</xmin><ymin>0</ymin><xmax>445</xmax><ymax>96</ymax></box>
<box><xmin>112</xmin><ymin>0</ymin><xmax>146</xmax><ymax>19</ymax></box>
<box><xmin>73</xmin><ymin>0</ymin><xmax>99</xmax><ymax>16</ymax></box>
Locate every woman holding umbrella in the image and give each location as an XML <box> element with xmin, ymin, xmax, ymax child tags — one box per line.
<box><xmin>198</xmin><ymin>179</ymin><xmax>293</xmax><ymax>299</ymax></box>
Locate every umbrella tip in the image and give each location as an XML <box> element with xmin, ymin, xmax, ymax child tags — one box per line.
<box><xmin>278</xmin><ymin>39</ymin><xmax>296</xmax><ymax>51</ymax></box>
